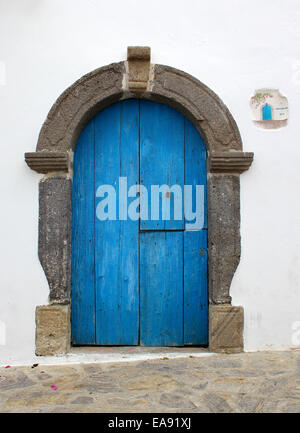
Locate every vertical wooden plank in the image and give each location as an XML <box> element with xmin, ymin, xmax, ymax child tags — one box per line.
<box><xmin>184</xmin><ymin>118</ymin><xmax>207</xmax><ymax>230</ymax></box>
<box><xmin>140</xmin><ymin>231</ymin><xmax>184</xmax><ymax>346</ymax></box>
<box><xmin>184</xmin><ymin>117</ymin><xmax>208</xmax><ymax>345</ymax></box>
<box><xmin>71</xmin><ymin>120</ymin><xmax>96</xmax><ymax>344</ymax></box>
<box><xmin>95</xmin><ymin>100</ymin><xmax>139</xmax><ymax>345</ymax></box>
<box><xmin>184</xmin><ymin>230</ymin><xmax>208</xmax><ymax>345</ymax></box>
<box><xmin>140</xmin><ymin>100</ymin><xmax>184</xmax><ymax>230</ymax></box>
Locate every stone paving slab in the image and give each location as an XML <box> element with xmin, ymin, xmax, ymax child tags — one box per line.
<box><xmin>0</xmin><ymin>350</ymin><xmax>299</xmax><ymax>413</ymax></box>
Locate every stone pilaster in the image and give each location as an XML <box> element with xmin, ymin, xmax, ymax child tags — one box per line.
<box><xmin>38</xmin><ymin>174</ymin><xmax>72</xmax><ymax>303</ymax></box>
<box><xmin>207</xmin><ymin>174</ymin><xmax>241</xmax><ymax>304</ymax></box>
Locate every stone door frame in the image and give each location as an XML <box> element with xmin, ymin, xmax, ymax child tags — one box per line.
<box><xmin>25</xmin><ymin>47</ymin><xmax>253</xmax><ymax>355</ymax></box>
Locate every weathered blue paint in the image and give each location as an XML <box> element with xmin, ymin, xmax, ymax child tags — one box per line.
<box><xmin>71</xmin><ymin>120</ymin><xmax>96</xmax><ymax>344</ymax></box>
<box><xmin>71</xmin><ymin>99</ymin><xmax>208</xmax><ymax>346</ymax></box>
<box><xmin>140</xmin><ymin>231</ymin><xmax>184</xmax><ymax>346</ymax></box>
<box><xmin>184</xmin><ymin>230</ymin><xmax>208</xmax><ymax>345</ymax></box>
<box><xmin>184</xmin><ymin>118</ymin><xmax>208</xmax><ymax>344</ymax></box>
<box><xmin>262</xmin><ymin>103</ymin><xmax>272</xmax><ymax>120</ymax></box>
<box><xmin>184</xmin><ymin>117</ymin><xmax>207</xmax><ymax>230</ymax></box>
<box><xmin>140</xmin><ymin>100</ymin><xmax>185</xmax><ymax>230</ymax></box>
<box><xmin>94</xmin><ymin>100</ymin><xmax>140</xmax><ymax>345</ymax></box>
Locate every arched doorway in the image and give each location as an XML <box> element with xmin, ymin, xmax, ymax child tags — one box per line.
<box><xmin>71</xmin><ymin>99</ymin><xmax>208</xmax><ymax>346</ymax></box>
<box><xmin>25</xmin><ymin>47</ymin><xmax>253</xmax><ymax>355</ymax></box>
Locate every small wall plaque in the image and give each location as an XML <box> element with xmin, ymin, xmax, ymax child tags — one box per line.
<box><xmin>250</xmin><ymin>89</ymin><xmax>288</xmax><ymax>129</ymax></box>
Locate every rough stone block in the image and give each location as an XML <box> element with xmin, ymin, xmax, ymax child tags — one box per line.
<box><xmin>209</xmin><ymin>305</ymin><xmax>244</xmax><ymax>353</ymax></box>
<box><xmin>39</xmin><ymin>175</ymin><xmax>72</xmax><ymax>303</ymax></box>
<box><xmin>36</xmin><ymin>304</ymin><xmax>70</xmax><ymax>356</ymax></box>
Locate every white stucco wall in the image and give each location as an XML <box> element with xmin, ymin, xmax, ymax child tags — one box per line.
<box><xmin>0</xmin><ymin>0</ymin><xmax>299</xmax><ymax>364</ymax></box>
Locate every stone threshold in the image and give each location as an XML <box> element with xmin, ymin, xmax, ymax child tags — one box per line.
<box><xmin>1</xmin><ymin>346</ymin><xmax>214</xmax><ymax>368</ymax></box>
<box><xmin>66</xmin><ymin>346</ymin><xmax>213</xmax><ymax>365</ymax></box>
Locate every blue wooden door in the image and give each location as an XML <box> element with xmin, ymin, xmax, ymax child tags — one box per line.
<box><xmin>71</xmin><ymin>99</ymin><xmax>208</xmax><ymax>346</ymax></box>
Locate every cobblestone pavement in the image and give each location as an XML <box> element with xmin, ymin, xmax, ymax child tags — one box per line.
<box><xmin>0</xmin><ymin>350</ymin><xmax>299</xmax><ymax>413</ymax></box>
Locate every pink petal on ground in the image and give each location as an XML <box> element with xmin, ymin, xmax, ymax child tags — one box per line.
<box><xmin>4</xmin><ymin>366</ymin><xmax>11</xmax><ymax>368</ymax></box>
<box><xmin>51</xmin><ymin>385</ymin><xmax>58</xmax><ymax>390</ymax></box>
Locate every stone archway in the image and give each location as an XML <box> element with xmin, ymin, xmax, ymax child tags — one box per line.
<box><xmin>25</xmin><ymin>47</ymin><xmax>253</xmax><ymax>355</ymax></box>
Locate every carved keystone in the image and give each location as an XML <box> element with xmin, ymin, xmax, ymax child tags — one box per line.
<box><xmin>127</xmin><ymin>46</ymin><xmax>151</xmax><ymax>94</ymax></box>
